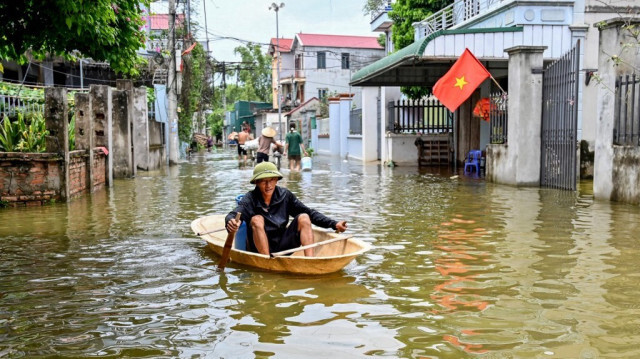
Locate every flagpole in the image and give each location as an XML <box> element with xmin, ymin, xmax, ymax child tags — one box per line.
<box><xmin>489</xmin><ymin>75</ymin><xmax>506</xmax><ymax>94</ymax></box>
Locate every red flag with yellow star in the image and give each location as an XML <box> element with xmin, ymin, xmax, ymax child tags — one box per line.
<box><xmin>432</xmin><ymin>48</ymin><xmax>490</xmax><ymax>112</ymax></box>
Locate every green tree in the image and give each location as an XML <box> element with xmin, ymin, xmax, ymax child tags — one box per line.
<box><xmin>178</xmin><ymin>42</ymin><xmax>209</xmax><ymax>143</ymax></box>
<box><xmin>388</xmin><ymin>0</ymin><xmax>450</xmax><ymax>99</ymax></box>
<box><xmin>0</xmin><ymin>0</ymin><xmax>150</xmax><ymax>75</ymax></box>
<box><xmin>233</xmin><ymin>43</ymin><xmax>272</xmax><ymax>103</ymax></box>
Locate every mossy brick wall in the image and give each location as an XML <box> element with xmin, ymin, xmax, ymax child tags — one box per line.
<box><xmin>68</xmin><ymin>151</ymin><xmax>88</xmax><ymax>197</ymax></box>
<box><xmin>0</xmin><ymin>153</ymin><xmax>63</xmax><ymax>206</ymax></box>
<box><xmin>92</xmin><ymin>149</ymin><xmax>106</xmax><ymax>189</ymax></box>
<box><xmin>67</xmin><ymin>150</ymin><xmax>108</xmax><ymax>197</ymax></box>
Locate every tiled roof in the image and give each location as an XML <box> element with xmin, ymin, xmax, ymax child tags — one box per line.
<box><xmin>149</xmin><ymin>14</ymin><xmax>185</xmax><ymax>30</ymax></box>
<box><xmin>296</xmin><ymin>33</ymin><xmax>382</xmax><ymax>49</ymax></box>
<box><xmin>269</xmin><ymin>38</ymin><xmax>293</xmax><ymax>53</ymax></box>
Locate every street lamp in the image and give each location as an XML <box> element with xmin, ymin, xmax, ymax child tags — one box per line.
<box><xmin>269</xmin><ymin>2</ymin><xmax>285</xmax><ymax>143</ymax></box>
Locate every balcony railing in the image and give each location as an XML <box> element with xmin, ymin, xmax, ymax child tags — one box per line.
<box><xmin>414</xmin><ymin>0</ymin><xmax>506</xmax><ymax>39</ymax></box>
<box><xmin>145</xmin><ymin>39</ymin><xmax>186</xmax><ymax>53</ymax></box>
<box><xmin>370</xmin><ymin>1</ymin><xmax>393</xmax><ymax>21</ymax></box>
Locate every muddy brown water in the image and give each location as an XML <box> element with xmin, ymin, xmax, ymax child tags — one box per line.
<box><xmin>1</xmin><ymin>149</ymin><xmax>640</xmax><ymax>358</ymax></box>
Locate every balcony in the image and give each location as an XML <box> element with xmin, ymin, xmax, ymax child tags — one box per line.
<box><xmin>413</xmin><ymin>0</ymin><xmax>509</xmax><ymax>39</ymax></box>
<box><xmin>370</xmin><ymin>1</ymin><xmax>393</xmax><ymax>32</ymax></box>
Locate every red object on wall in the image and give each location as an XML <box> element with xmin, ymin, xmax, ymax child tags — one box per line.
<box><xmin>473</xmin><ymin>98</ymin><xmax>492</xmax><ymax>121</ymax></box>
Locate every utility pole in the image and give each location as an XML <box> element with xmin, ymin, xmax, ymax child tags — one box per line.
<box><xmin>269</xmin><ymin>3</ymin><xmax>285</xmax><ymax>143</ymax></box>
<box><xmin>168</xmin><ymin>0</ymin><xmax>179</xmax><ymax>165</ymax></box>
<box><xmin>222</xmin><ymin>61</ymin><xmax>227</xmax><ymax>126</ymax></box>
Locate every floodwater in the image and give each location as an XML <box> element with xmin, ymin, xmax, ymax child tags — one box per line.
<box><xmin>1</xmin><ymin>149</ymin><xmax>640</xmax><ymax>358</ymax></box>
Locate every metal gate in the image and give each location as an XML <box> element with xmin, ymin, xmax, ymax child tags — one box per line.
<box><xmin>540</xmin><ymin>40</ymin><xmax>580</xmax><ymax>190</ymax></box>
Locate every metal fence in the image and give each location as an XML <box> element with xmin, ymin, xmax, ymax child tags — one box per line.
<box><xmin>0</xmin><ymin>95</ymin><xmax>45</xmax><ymax>118</ymax></box>
<box><xmin>388</xmin><ymin>98</ymin><xmax>453</xmax><ymax>134</ymax></box>
<box><xmin>489</xmin><ymin>92</ymin><xmax>508</xmax><ymax>144</ymax></box>
<box><xmin>350</xmin><ymin>108</ymin><xmax>362</xmax><ymax>135</ymax></box>
<box><xmin>614</xmin><ymin>73</ymin><xmax>640</xmax><ymax>146</ymax></box>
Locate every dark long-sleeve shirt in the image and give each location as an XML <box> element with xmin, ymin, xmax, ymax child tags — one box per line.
<box><xmin>225</xmin><ymin>186</ymin><xmax>338</xmax><ymax>237</ymax></box>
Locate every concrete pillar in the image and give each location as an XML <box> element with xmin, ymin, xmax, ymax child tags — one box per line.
<box><xmin>116</xmin><ymin>80</ymin><xmax>136</xmax><ymax>176</ymax></box>
<box><xmin>90</xmin><ymin>85</ymin><xmax>113</xmax><ymax>186</ymax></box>
<box><xmin>328</xmin><ymin>97</ymin><xmax>340</xmax><ymax>156</ymax></box>
<box><xmin>339</xmin><ymin>94</ymin><xmax>353</xmax><ymax>159</ymax></box>
<box><xmin>133</xmin><ymin>88</ymin><xmax>149</xmax><ymax>171</ymax></box>
<box><xmin>503</xmin><ymin>46</ymin><xmax>546</xmax><ymax>186</ymax></box>
<box><xmin>380</xmin><ymin>86</ymin><xmax>402</xmax><ymax>164</ymax></box>
<box><xmin>361</xmin><ymin>87</ymin><xmax>378</xmax><ymax>162</ymax></box>
<box><xmin>44</xmin><ymin>87</ymin><xmax>69</xmax><ymax>200</ymax></box>
<box><xmin>74</xmin><ymin>93</ymin><xmax>94</xmax><ymax>190</ymax></box>
<box><xmin>594</xmin><ymin>18</ymin><xmax>640</xmax><ymax>202</ymax></box>
<box><xmin>111</xmin><ymin>90</ymin><xmax>133</xmax><ymax>178</ymax></box>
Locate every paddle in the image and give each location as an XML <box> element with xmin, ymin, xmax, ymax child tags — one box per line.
<box><xmin>270</xmin><ymin>235</ymin><xmax>353</xmax><ymax>258</ymax></box>
<box><xmin>217</xmin><ymin>212</ymin><xmax>241</xmax><ymax>272</ymax></box>
<box><xmin>196</xmin><ymin>227</ymin><xmax>226</xmax><ymax>236</ymax></box>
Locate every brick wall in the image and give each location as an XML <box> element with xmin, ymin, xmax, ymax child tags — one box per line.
<box><xmin>68</xmin><ymin>151</ymin><xmax>88</xmax><ymax>197</ymax></box>
<box><xmin>0</xmin><ymin>153</ymin><xmax>64</xmax><ymax>206</ymax></box>
<box><xmin>92</xmin><ymin>149</ymin><xmax>106</xmax><ymax>189</ymax></box>
<box><xmin>0</xmin><ymin>150</ymin><xmax>108</xmax><ymax>206</ymax></box>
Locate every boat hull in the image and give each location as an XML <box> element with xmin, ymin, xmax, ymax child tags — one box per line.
<box><xmin>191</xmin><ymin>215</ymin><xmax>370</xmax><ymax>275</ymax></box>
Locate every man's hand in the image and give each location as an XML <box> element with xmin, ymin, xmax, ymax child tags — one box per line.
<box><xmin>226</xmin><ymin>217</ymin><xmax>241</xmax><ymax>233</ymax></box>
<box><xmin>335</xmin><ymin>221</ymin><xmax>348</xmax><ymax>233</ymax></box>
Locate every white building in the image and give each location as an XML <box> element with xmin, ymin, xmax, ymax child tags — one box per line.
<box><xmin>269</xmin><ymin>33</ymin><xmax>385</xmax><ymax>110</ymax></box>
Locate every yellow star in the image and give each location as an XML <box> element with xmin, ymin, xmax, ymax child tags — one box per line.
<box><xmin>454</xmin><ymin>76</ymin><xmax>468</xmax><ymax>90</ymax></box>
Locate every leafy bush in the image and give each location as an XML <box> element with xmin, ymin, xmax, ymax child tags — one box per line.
<box><xmin>68</xmin><ymin>114</ymin><xmax>75</xmax><ymax>151</ymax></box>
<box><xmin>0</xmin><ymin>112</ymin><xmax>48</xmax><ymax>152</ymax></box>
<box><xmin>0</xmin><ymin>114</ymin><xmax>21</xmax><ymax>151</ymax></box>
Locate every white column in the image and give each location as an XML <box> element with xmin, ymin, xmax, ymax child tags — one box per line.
<box><xmin>361</xmin><ymin>87</ymin><xmax>378</xmax><ymax>162</ymax></box>
<box><xmin>328</xmin><ymin>98</ymin><xmax>341</xmax><ymax>156</ymax></box>
<box><xmin>339</xmin><ymin>95</ymin><xmax>352</xmax><ymax>159</ymax></box>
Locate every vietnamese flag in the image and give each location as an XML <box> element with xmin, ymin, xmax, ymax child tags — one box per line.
<box><xmin>433</xmin><ymin>48</ymin><xmax>490</xmax><ymax>112</ymax></box>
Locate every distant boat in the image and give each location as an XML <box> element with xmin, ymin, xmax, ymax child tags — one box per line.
<box><xmin>191</xmin><ymin>215</ymin><xmax>371</xmax><ymax>275</ymax></box>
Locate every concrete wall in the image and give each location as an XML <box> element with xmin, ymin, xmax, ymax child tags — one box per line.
<box><xmin>347</xmin><ymin>136</ymin><xmax>363</xmax><ymax>160</ymax></box>
<box><xmin>594</xmin><ymin>18</ymin><xmax>640</xmax><ymax>204</ymax></box>
<box><xmin>317</xmin><ymin>136</ymin><xmax>331</xmax><ymax>155</ymax></box>
<box><xmin>384</xmin><ymin>134</ymin><xmax>421</xmax><ymax>165</ymax></box>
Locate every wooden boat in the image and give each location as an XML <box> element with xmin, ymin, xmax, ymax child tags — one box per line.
<box><xmin>191</xmin><ymin>215</ymin><xmax>371</xmax><ymax>275</ymax></box>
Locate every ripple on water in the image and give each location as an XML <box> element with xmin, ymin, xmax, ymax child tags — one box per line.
<box><xmin>3</xmin><ymin>152</ymin><xmax>640</xmax><ymax>357</ymax></box>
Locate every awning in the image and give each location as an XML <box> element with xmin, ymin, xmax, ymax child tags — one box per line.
<box><xmin>350</xmin><ymin>27</ymin><xmax>523</xmax><ymax>87</ymax></box>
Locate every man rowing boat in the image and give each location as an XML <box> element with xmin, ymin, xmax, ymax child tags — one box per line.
<box><xmin>225</xmin><ymin>162</ymin><xmax>347</xmax><ymax>256</ymax></box>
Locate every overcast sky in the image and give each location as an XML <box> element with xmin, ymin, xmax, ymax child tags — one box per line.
<box><xmin>152</xmin><ymin>0</ymin><xmax>378</xmax><ymax>63</ymax></box>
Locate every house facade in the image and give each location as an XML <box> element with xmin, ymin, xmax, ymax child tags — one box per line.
<box><xmin>348</xmin><ymin>0</ymin><xmax>639</xmax><ymax>201</ymax></box>
<box><xmin>269</xmin><ymin>33</ymin><xmax>385</xmax><ymax>110</ymax></box>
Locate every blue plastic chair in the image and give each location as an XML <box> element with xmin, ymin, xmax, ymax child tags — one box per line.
<box><xmin>464</xmin><ymin>150</ymin><xmax>482</xmax><ymax>173</ymax></box>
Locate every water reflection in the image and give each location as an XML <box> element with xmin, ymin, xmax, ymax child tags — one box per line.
<box><xmin>2</xmin><ymin>149</ymin><xmax>640</xmax><ymax>357</ymax></box>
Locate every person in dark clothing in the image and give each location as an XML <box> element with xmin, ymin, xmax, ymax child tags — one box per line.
<box><xmin>225</xmin><ymin>162</ymin><xmax>347</xmax><ymax>256</ymax></box>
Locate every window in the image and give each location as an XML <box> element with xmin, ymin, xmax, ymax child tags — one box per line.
<box><xmin>341</xmin><ymin>53</ymin><xmax>350</xmax><ymax>69</ymax></box>
<box><xmin>317</xmin><ymin>52</ymin><xmax>326</xmax><ymax>69</ymax></box>
<box><xmin>318</xmin><ymin>88</ymin><xmax>328</xmax><ymax>99</ymax></box>
<box><xmin>295</xmin><ymin>54</ymin><xmax>303</xmax><ymax>71</ymax></box>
